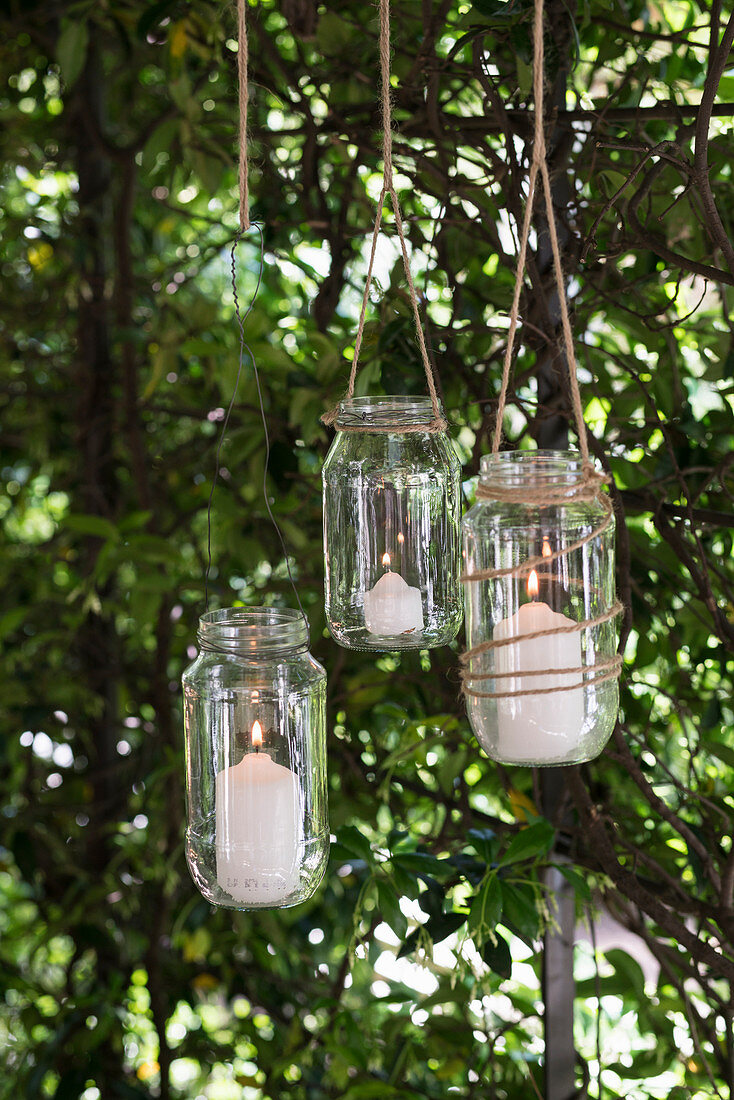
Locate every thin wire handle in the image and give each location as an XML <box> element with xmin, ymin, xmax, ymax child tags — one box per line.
<box><xmin>204</xmin><ymin>0</ymin><xmax>307</xmax><ymax>628</ymax></box>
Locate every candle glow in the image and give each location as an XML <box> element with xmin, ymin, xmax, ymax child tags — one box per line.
<box><xmin>364</xmin><ymin>549</ymin><xmax>424</xmax><ymax>635</ymax></box>
<box><xmin>215</xmin><ymin>724</ymin><xmax>301</xmax><ymax>904</ymax></box>
<box><xmin>492</xmin><ymin>560</ymin><xmax>584</xmax><ymax>763</ymax></box>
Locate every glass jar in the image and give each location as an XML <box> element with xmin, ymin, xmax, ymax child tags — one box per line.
<box><xmin>182</xmin><ymin>608</ymin><xmax>328</xmax><ymax>909</ymax></box>
<box><xmin>461</xmin><ymin>451</ymin><xmax>620</xmax><ymax>765</ymax></box>
<box><xmin>322</xmin><ymin>395</ymin><xmax>463</xmax><ymax>651</ymax></box>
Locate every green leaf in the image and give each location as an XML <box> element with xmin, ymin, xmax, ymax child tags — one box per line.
<box><xmin>332</xmin><ymin>826</ymin><xmax>373</xmax><ymax>865</ymax></box>
<box><xmin>516</xmin><ymin>55</ymin><xmax>532</xmax><ymax>94</ymax></box>
<box><xmin>499</xmin><ymin>820</ymin><xmax>555</xmax><ymax>866</ymax></box>
<box><xmin>605</xmin><ymin>948</ymin><xmax>646</xmax><ymax>1001</ymax></box>
<box><xmin>191</xmin><ymin>151</ymin><xmax>224</xmax><ymax>195</ymax></box>
<box><xmin>449</xmin><ymin>852</ymin><xmax>486</xmax><ymax>886</ymax></box>
<box><xmin>64</xmin><ymin>514</ymin><xmax>119</xmax><ymax>542</ymax></box>
<box><xmin>56</xmin><ymin>20</ymin><xmax>89</xmax><ymax>86</ymax></box>
<box><xmin>141</xmin><ymin>344</ymin><xmax>175</xmax><ymax>401</ymax></box>
<box><xmin>418</xmin><ymin>981</ymin><xmax>466</xmax><ymax>1009</ymax></box>
<box><xmin>470</xmin><ymin>0</ymin><xmax>530</xmax><ymax>23</ymax></box>
<box><xmin>709</xmin><ymin>742</ymin><xmax>734</xmax><ymax>769</ymax></box>
<box><xmin>469</xmin><ymin>874</ymin><xmax>503</xmax><ymax>938</ymax></box>
<box><xmin>481</xmin><ymin>931</ymin><xmax>512</xmax><ymax>978</ymax></box>
<box><xmin>500</xmin><ymin>882</ymin><xmax>540</xmax><ymax>945</ymax></box>
<box><xmin>397</xmin><ymin>927</ymin><xmax>421</xmax><ymax>959</ymax></box>
<box><xmin>391</xmin><ymin>851</ymin><xmax>446</xmax><ymax>877</ymax></box>
<box><xmin>467</xmin><ymin>827</ymin><xmax>497</xmax><ymax>863</ymax></box>
<box><xmin>554</xmin><ymin>864</ymin><xmax>592</xmax><ymax>901</ymax></box>
<box><xmin>424</xmin><ymin>911</ymin><xmax>466</xmax><ymax>944</ymax></box>
<box><xmin>0</xmin><ymin>606</ymin><xmax>27</xmax><ymax>641</ymax></box>
<box><xmin>377</xmin><ymin>880</ymin><xmax>408</xmax><ymax>939</ymax></box>
<box><xmin>316</xmin><ymin>12</ymin><xmax>356</xmax><ymax>54</ymax></box>
<box><xmin>342</xmin><ymin>1085</ymin><xmax>407</xmax><ymax>1099</ymax></box>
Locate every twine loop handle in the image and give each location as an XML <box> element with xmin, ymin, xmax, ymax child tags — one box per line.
<box><xmin>322</xmin><ymin>0</ymin><xmax>445</xmax><ymax>434</ymax></box>
<box><xmin>490</xmin><ymin>0</ymin><xmax>588</xmax><ymax>460</ymax></box>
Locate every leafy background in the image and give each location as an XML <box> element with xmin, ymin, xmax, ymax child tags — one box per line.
<box><xmin>1</xmin><ymin>0</ymin><xmax>733</xmax><ymax>1097</ymax></box>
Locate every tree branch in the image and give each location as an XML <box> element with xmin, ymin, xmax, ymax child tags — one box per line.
<box><xmin>693</xmin><ymin>7</ymin><xmax>734</xmax><ymax>277</ymax></box>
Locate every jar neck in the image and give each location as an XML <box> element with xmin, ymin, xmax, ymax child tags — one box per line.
<box><xmin>335</xmin><ymin>395</ymin><xmax>441</xmax><ymax>430</ymax></box>
<box><xmin>197</xmin><ymin>608</ymin><xmax>309</xmax><ymax>657</ymax></box>
<box><xmin>476</xmin><ymin>451</ymin><xmax>608</xmax><ymax>506</ymax></box>
<box><xmin>479</xmin><ymin>450</ymin><xmax>591</xmax><ymax>491</ymax></box>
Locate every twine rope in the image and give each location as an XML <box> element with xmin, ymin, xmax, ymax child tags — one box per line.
<box><xmin>237</xmin><ymin>0</ymin><xmax>250</xmax><ymax>231</ymax></box>
<box><xmin>461</xmin><ymin>490</ymin><xmax>615</xmax><ymax>583</ymax></box>
<box><xmin>462</xmin><ymin>656</ymin><xmax>623</xmax><ymax>700</ymax></box>
<box><xmin>322</xmin><ymin>0</ymin><xmax>446</xmax><ymax>434</ymax></box>
<box><xmin>460</xmin><ymin>602</ymin><xmax>624</xmax><ymax>661</ymax></box>
<box><xmin>490</xmin><ymin>0</ymin><xmax>588</xmax><ymax>467</ymax></box>
<box><xmin>460</xmin><ymin>0</ymin><xmax>621</xmax><ymax>704</ymax></box>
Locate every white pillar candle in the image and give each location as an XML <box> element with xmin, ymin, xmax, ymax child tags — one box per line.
<box><xmin>493</xmin><ymin>574</ymin><xmax>584</xmax><ymax>763</ymax></box>
<box><xmin>364</xmin><ymin>554</ymin><xmax>424</xmax><ymax>636</ymax></box>
<box><xmin>215</xmin><ymin>722</ymin><xmax>302</xmax><ymax>905</ymax></box>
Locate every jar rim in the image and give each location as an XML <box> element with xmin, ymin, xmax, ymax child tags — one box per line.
<box><xmin>479</xmin><ymin>450</ymin><xmax>596</xmax><ymax>485</ymax></box>
<box><xmin>197</xmin><ymin>607</ymin><xmax>309</xmax><ymax>655</ymax></box>
<box><xmin>336</xmin><ymin>394</ymin><xmax>441</xmax><ymax>428</ymax></box>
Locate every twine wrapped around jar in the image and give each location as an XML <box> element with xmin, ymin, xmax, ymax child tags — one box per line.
<box><xmin>461</xmin><ymin>453</ymin><xmax>622</xmax><ymax>765</ymax></box>
<box><xmin>461</xmin><ymin>462</ymin><xmax>623</xmax><ymax>710</ymax></box>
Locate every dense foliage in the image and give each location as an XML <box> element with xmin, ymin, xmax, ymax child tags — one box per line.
<box><xmin>1</xmin><ymin>0</ymin><xmax>733</xmax><ymax>1097</ymax></box>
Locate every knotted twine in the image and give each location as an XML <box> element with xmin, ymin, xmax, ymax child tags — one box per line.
<box><xmin>321</xmin><ymin>0</ymin><xmax>447</xmax><ymax>434</ymax></box>
<box><xmin>459</xmin><ymin>0</ymin><xmax>622</xmax><ymax>702</ymax></box>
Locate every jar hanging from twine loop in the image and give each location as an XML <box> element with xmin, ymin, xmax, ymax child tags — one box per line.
<box><xmin>461</xmin><ymin>451</ymin><xmax>622</xmax><ymax>766</ymax></box>
<box><xmin>182</xmin><ymin>608</ymin><xmax>328</xmax><ymax>909</ymax></box>
<box><xmin>322</xmin><ymin>395</ymin><xmax>463</xmax><ymax>651</ymax></box>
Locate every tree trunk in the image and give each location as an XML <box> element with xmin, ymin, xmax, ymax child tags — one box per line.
<box><xmin>71</xmin><ymin>40</ymin><xmax>129</xmax><ymax>1094</ymax></box>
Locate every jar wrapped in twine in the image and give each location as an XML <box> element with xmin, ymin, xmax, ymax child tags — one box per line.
<box><xmin>461</xmin><ymin>451</ymin><xmax>622</xmax><ymax>766</ymax></box>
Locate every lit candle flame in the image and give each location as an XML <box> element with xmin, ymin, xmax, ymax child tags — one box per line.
<box><xmin>382</xmin><ymin>552</ymin><xmax>391</xmax><ymax>568</ymax></box>
<box><xmin>397</xmin><ymin>532</ymin><xmax>404</xmax><ymax>545</ymax></box>
<box><xmin>542</xmin><ymin>537</ymin><xmax>552</xmax><ymax>558</ymax></box>
<box><xmin>527</xmin><ymin>569</ymin><xmax>539</xmax><ymax>600</ymax></box>
<box><xmin>251</xmin><ymin>720</ymin><xmax>263</xmax><ymax>748</ymax></box>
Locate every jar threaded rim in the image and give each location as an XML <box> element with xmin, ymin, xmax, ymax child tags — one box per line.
<box><xmin>336</xmin><ymin>394</ymin><xmax>442</xmax><ymax>429</ymax></box>
<box><xmin>197</xmin><ymin>607</ymin><xmax>309</xmax><ymax>655</ymax></box>
<box><xmin>479</xmin><ymin>450</ymin><xmax>595</xmax><ymax>488</ymax></box>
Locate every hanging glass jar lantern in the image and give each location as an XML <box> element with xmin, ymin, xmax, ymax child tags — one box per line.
<box><xmin>182</xmin><ymin>608</ymin><xmax>328</xmax><ymax>909</ymax></box>
<box><xmin>322</xmin><ymin>395</ymin><xmax>463</xmax><ymax>651</ymax></box>
<box><xmin>461</xmin><ymin>451</ymin><xmax>622</xmax><ymax>766</ymax></box>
